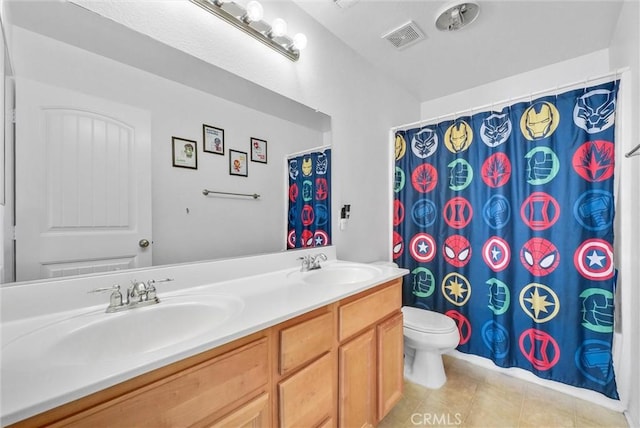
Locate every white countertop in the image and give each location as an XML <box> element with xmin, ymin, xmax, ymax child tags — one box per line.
<box><xmin>0</xmin><ymin>255</ymin><xmax>407</xmax><ymax>426</ymax></box>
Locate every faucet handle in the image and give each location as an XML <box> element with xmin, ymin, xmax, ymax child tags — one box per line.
<box><xmin>89</xmin><ymin>285</ymin><xmax>123</xmax><ymax>309</ymax></box>
<box><xmin>89</xmin><ymin>284</ymin><xmax>121</xmax><ymax>294</ymax></box>
<box><xmin>147</xmin><ymin>278</ymin><xmax>174</xmax><ymax>286</ymax></box>
<box><xmin>146</xmin><ymin>278</ymin><xmax>173</xmax><ymax>300</ymax></box>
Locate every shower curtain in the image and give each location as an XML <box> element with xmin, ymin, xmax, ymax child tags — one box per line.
<box><xmin>393</xmin><ymin>81</ymin><xmax>619</xmax><ymax>398</ymax></box>
<box><xmin>287</xmin><ymin>149</ymin><xmax>332</xmax><ymax>249</ymax></box>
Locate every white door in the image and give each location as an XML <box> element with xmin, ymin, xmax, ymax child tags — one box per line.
<box><xmin>15</xmin><ymin>78</ymin><xmax>152</xmax><ymax>281</ymax></box>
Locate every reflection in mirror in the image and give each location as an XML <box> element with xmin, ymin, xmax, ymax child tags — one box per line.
<box><xmin>2</xmin><ymin>1</ymin><xmax>331</xmax><ymax>284</ymax></box>
<box><xmin>286</xmin><ymin>148</ymin><xmax>332</xmax><ymax>249</ymax></box>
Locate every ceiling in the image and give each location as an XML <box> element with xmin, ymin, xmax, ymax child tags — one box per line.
<box><xmin>292</xmin><ymin>0</ymin><xmax>625</xmax><ymax>102</ymax></box>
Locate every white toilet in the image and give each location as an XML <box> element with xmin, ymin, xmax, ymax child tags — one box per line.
<box><xmin>402</xmin><ymin>306</ymin><xmax>460</xmax><ymax>389</ymax></box>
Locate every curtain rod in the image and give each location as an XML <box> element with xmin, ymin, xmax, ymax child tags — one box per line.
<box><xmin>625</xmin><ymin>143</ymin><xmax>640</xmax><ymax>158</ymax></box>
<box><xmin>286</xmin><ymin>144</ymin><xmax>331</xmax><ymax>159</ymax></box>
<box><xmin>391</xmin><ymin>67</ymin><xmax>630</xmax><ymax>132</ymax></box>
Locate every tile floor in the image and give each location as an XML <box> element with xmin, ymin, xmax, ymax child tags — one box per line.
<box><xmin>379</xmin><ymin>355</ymin><xmax>628</xmax><ymax>428</ymax></box>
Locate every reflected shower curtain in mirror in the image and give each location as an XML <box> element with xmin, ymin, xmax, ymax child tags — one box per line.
<box><xmin>287</xmin><ymin>149</ymin><xmax>331</xmax><ymax>249</ymax></box>
<box><xmin>393</xmin><ymin>81</ymin><xmax>619</xmax><ymax>398</ymax></box>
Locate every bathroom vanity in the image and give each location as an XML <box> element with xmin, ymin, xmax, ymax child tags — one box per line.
<box><xmin>1</xmin><ymin>249</ymin><xmax>407</xmax><ymax>427</ymax></box>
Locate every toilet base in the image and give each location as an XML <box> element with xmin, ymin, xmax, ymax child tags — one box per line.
<box><xmin>404</xmin><ymin>348</ymin><xmax>447</xmax><ymax>389</ymax></box>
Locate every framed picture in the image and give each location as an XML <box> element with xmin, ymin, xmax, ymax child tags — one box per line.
<box><xmin>203</xmin><ymin>124</ymin><xmax>225</xmax><ymax>155</ymax></box>
<box><xmin>172</xmin><ymin>137</ymin><xmax>198</xmax><ymax>169</ymax></box>
<box><xmin>250</xmin><ymin>138</ymin><xmax>267</xmax><ymax>163</ymax></box>
<box><xmin>229</xmin><ymin>149</ymin><xmax>248</xmax><ymax>177</ymax></box>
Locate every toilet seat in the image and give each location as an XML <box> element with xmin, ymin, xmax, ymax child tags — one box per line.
<box><xmin>402</xmin><ymin>306</ymin><xmax>457</xmax><ymax>334</ymax></box>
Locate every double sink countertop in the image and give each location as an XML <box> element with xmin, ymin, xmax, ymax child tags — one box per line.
<box><xmin>0</xmin><ymin>249</ymin><xmax>408</xmax><ymax>426</ymax></box>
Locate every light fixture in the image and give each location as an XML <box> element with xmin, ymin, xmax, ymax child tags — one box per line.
<box><xmin>191</xmin><ymin>0</ymin><xmax>306</xmax><ymax>61</ymax></box>
<box><xmin>292</xmin><ymin>33</ymin><xmax>308</xmax><ymax>51</ymax></box>
<box><xmin>269</xmin><ymin>18</ymin><xmax>287</xmax><ymax>38</ymax></box>
<box><xmin>242</xmin><ymin>1</ymin><xmax>263</xmax><ymax>23</ymax></box>
<box><xmin>435</xmin><ymin>1</ymin><xmax>480</xmax><ymax>31</ymax></box>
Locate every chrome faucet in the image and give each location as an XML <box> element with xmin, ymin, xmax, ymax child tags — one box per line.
<box><xmin>298</xmin><ymin>253</ymin><xmax>327</xmax><ymax>272</ymax></box>
<box><xmin>90</xmin><ymin>278</ymin><xmax>174</xmax><ymax>313</ymax></box>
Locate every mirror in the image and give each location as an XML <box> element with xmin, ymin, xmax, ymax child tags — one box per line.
<box><xmin>2</xmin><ymin>1</ymin><xmax>331</xmax><ymax>284</ymax></box>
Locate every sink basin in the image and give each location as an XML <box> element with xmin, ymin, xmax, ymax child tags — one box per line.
<box><xmin>2</xmin><ymin>293</ymin><xmax>244</xmax><ymax>366</ymax></box>
<box><xmin>287</xmin><ymin>262</ymin><xmax>382</xmax><ymax>286</ymax></box>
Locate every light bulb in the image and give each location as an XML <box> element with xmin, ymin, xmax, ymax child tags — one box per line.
<box><xmin>245</xmin><ymin>1</ymin><xmax>263</xmax><ymax>22</ymax></box>
<box><xmin>270</xmin><ymin>18</ymin><xmax>287</xmax><ymax>38</ymax></box>
<box><xmin>292</xmin><ymin>33</ymin><xmax>307</xmax><ymax>51</ymax></box>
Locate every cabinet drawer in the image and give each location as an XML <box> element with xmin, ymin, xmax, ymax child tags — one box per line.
<box><xmin>338</xmin><ymin>280</ymin><xmax>401</xmax><ymax>341</ymax></box>
<box><xmin>278</xmin><ymin>352</ymin><xmax>334</xmax><ymax>428</ymax></box>
<box><xmin>55</xmin><ymin>338</ymin><xmax>269</xmax><ymax>427</ymax></box>
<box><xmin>279</xmin><ymin>312</ymin><xmax>333</xmax><ymax>375</ymax></box>
<box><xmin>207</xmin><ymin>392</ymin><xmax>270</xmax><ymax>428</ymax></box>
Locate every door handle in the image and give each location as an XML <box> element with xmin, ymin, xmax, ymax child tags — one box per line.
<box><xmin>139</xmin><ymin>239</ymin><xmax>150</xmax><ymax>248</ymax></box>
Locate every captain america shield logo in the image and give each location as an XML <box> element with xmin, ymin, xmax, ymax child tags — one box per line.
<box><xmin>314</xmin><ymin>230</ymin><xmax>329</xmax><ymax>246</ymax></box>
<box><xmin>574</xmin><ymin>238</ymin><xmax>614</xmax><ymax>281</ymax></box>
<box><xmin>409</xmin><ymin>233</ymin><xmax>437</xmax><ymax>263</ymax></box>
<box><xmin>482</xmin><ymin>236</ymin><xmax>511</xmax><ymax>272</ymax></box>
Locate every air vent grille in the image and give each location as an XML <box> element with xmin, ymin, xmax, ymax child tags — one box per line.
<box><xmin>333</xmin><ymin>0</ymin><xmax>360</xmax><ymax>9</ymax></box>
<box><xmin>382</xmin><ymin>21</ymin><xmax>425</xmax><ymax>50</ymax></box>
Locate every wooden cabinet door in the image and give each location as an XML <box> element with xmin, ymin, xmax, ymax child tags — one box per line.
<box><xmin>278</xmin><ymin>353</ymin><xmax>334</xmax><ymax>428</ymax></box>
<box><xmin>338</xmin><ymin>328</ymin><xmax>376</xmax><ymax>428</ymax></box>
<box><xmin>377</xmin><ymin>312</ymin><xmax>404</xmax><ymax>422</ymax></box>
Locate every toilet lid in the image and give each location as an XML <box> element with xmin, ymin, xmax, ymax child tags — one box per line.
<box><xmin>402</xmin><ymin>306</ymin><xmax>457</xmax><ymax>333</ymax></box>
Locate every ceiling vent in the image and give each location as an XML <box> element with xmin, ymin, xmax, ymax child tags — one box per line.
<box><xmin>333</xmin><ymin>0</ymin><xmax>360</xmax><ymax>9</ymax></box>
<box><xmin>382</xmin><ymin>21</ymin><xmax>425</xmax><ymax>50</ymax></box>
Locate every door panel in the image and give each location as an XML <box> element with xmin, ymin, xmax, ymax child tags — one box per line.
<box><xmin>15</xmin><ymin>78</ymin><xmax>151</xmax><ymax>281</ymax></box>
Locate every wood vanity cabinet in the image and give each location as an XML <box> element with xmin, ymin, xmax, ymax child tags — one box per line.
<box><xmin>273</xmin><ymin>307</ymin><xmax>336</xmax><ymax>428</ymax></box>
<box><xmin>10</xmin><ymin>279</ymin><xmax>403</xmax><ymax>428</ymax></box>
<box><xmin>71</xmin><ymin>336</ymin><xmax>269</xmax><ymax>427</ymax></box>
<box><xmin>338</xmin><ymin>278</ymin><xmax>403</xmax><ymax>427</ymax></box>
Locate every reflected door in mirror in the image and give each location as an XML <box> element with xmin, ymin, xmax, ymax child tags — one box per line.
<box><xmin>15</xmin><ymin>79</ymin><xmax>152</xmax><ymax>281</ymax></box>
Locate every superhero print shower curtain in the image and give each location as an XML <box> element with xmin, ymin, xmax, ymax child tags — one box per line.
<box><xmin>393</xmin><ymin>81</ymin><xmax>619</xmax><ymax>398</ymax></box>
<box><xmin>287</xmin><ymin>149</ymin><xmax>331</xmax><ymax>249</ymax></box>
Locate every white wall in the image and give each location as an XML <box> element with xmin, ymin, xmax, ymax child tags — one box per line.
<box><xmin>11</xmin><ymin>27</ymin><xmax>324</xmax><ymax>266</ymax></box>
<box><xmin>0</xmin><ymin>9</ymin><xmax>5</xmax><ymax>282</ymax></box>
<box><xmin>67</xmin><ymin>0</ymin><xmax>421</xmax><ymax>263</ymax></box>
<box><xmin>421</xmin><ymin>49</ymin><xmax>639</xmax><ymax>414</ymax></box>
<box><xmin>609</xmin><ymin>1</ymin><xmax>640</xmax><ymax>425</ymax></box>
